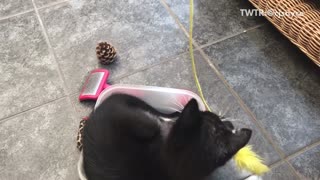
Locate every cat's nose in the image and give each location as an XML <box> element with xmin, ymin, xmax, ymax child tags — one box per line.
<box><xmin>234</xmin><ymin>128</ymin><xmax>252</xmax><ymax>136</ymax></box>
<box><xmin>238</xmin><ymin>128</ymin><xmax>252</xmax><ymax>137</ymax></box>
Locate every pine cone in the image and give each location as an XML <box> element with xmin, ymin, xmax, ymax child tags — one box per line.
<box><xmin>96</xmin><ymin>42</ymin><xmax>117</xmax><ymax>65</ymax></box>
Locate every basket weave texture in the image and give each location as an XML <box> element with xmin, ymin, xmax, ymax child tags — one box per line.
<box><xmin>249</xmin><ymin>0</ymin><xmax>320</xmax><ymax>66</ymax></box>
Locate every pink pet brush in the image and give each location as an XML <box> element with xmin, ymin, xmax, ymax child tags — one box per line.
<box><xmin>79</xmin><ymin>69</ymin><xmax>111</xmax><ymax>101</ymax></box>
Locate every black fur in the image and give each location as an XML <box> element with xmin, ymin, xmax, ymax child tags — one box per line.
<box><xmin>83</xmin><ymin>94</ymin><xmax>252</xmax><ymax>180</ymax></box>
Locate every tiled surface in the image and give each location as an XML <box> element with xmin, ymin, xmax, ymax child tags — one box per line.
<box><xmin>0</xmin><ymin>12</ymin><xmax>65</xmax><ymax>120</ymax></box>
<box><xmin>0</xmin><ymin>0</ymin><xmax>33</xmax><ymax>18</ymax></box>
<box><xmin>0</xmin><ymin>98</ymin><xmax>79</xmax><ymax>179</ymax></box>
<box><xmin>203</xmin><ymin>24</ymin><xmax>320</xmax><ymax>156</ymax></box>
<box><xmin>290</xmin><ymin>144</ymin><xmax>320</xmax><ymax>180</ymax></box>
<box><xmin>71</xmin><ymin>93</ymin><xmax>95</xmax><ymax>119</ymax></box>
<box><xmin>117</xmin><ymin>52</ymin><xmax>280</xmax><ymax>165</ymax></box>
<box><xmin>1</xmin><ymin>0</ymin><xmax>319</xmax><ymax>179</ymax></box>
<box><xmin>263</xmin><ymin>163</ymin><xmax>299</xmax><ymax>180</ymax></box>
<box><xmin>73</xmin><ymin>52</ymin><xmax>280</xmax><ymax>171</ymax></box>
<box><xmin>163</xmin><ymin>0</ymin><xmax>265</xmax><ymax>45</ymax></box>
<box><xmin>34</xmin><ymin>0</ymin><xmax>64</xmax><ymax>8</ymax></box>
<box><xmin>39</xmin><ymin>0</ymin><xmax>188</xmax><ymax>94</ymax></box>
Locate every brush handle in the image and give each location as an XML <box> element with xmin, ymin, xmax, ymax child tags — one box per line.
<box><xmin>103</xmin><ymin>83</ymin><xmax>111</xmax><ymax>90</ymax></box>
<box><xmin>79</xmin><ymin>69</ymin><xmax>110</xmax><ymax>101</ymax></box>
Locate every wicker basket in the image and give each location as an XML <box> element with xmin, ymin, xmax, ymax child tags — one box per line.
<box><xmin>297</xmin><ymin>19</ymin><xmax>320</xmax><ymax>49</ymax></box>
<box><xmin>281</xmin><ymin>3</ymin><xmax>317</xmax><ymax>35</ymax></box>
<box><xmin>273</xmin><ymin>0</ymin><xmax>305</xmax><ymax>26</ymax></box>
<box><xmin>259</xmin><ymin>0</ymin><xmax>268</xmax><ymax>11</ymax></box>
<box><xmin>307</xmin><ymin>31</ymin><xmax>320</xmax><ymax>62</ymax></box>
<box><xmin>252</xmin><ymin>0</ymin><xmax>259</xmax><ymax>5</ymax></box>
<box><xmin>265</xmin><ymin>0</ymin><xmax>281</xmax><ymax>19</ymax></box>
<box><xmin>288</xmin><ymin>10</ymin><xmax>320</xmax><ymax>41</ymax></box>
<box><xmin>249</xmin><ymin>0</ymin><xmax>320</xmax><ymax>66</ymax></box>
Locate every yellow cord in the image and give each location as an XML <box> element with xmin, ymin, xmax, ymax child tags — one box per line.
<box><xmin>188</xmin><ymin>0</ymin><xmax>269</xmax><ymax>175</ymax></box>
<box><xmin>189</xmin><ymin>0</ymin><xmax>211</xmax><ymax>111</ymax></box>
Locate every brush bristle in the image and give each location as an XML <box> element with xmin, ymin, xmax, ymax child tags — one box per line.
<box><xmin>234</xmin><ymin>145</ymin><xmax>269</xmax><ymax>175</ymax></box>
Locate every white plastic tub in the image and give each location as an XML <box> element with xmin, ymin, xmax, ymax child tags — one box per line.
<box><xmin>77</xmin><ymin>84</ymin><xmax>258</xmax><ymax>180</ymax></box>
<box><xmin>78</xmin><ymin>84</ymin><xmax>206</xmax><ymax>180</ymax></box>
<box><xmin>95</xmin><ymin>84</ymin><xmax>206</xmax><ymax>112</ymax></box>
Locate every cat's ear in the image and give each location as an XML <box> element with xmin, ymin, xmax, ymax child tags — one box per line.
<box><xmin>227</xmin><ymin>128</ymin><xmax>252</xmax><ymax>155</ymax></box>
<box><xmin>176</xmin><ymin>99</ymin><xmax>201</xmax><ymax>131</ymax></box>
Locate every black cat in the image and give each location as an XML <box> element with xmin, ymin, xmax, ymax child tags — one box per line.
<box><xmin>83</xmin><ymin>94</ymin><xmax>252</xmax><ymax>180</ymax></box>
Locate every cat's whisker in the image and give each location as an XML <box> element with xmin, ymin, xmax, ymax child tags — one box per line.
<box><xmin>174</xmin><ymin>99</ymin><xmax>184</xmax><ymax>110</ymax></box>
<box><xmin>218</xmin><ymin>110</ymin><xmax>223</xmax><ymax>117</ymax></box>
<box><xmin>223</xmin><ymin>117</ymin><xmax>241</xmax><ymax>123</ymax></box>
<box><xmin>221</xmin><ymin>105</ymin><xmax>231</xmax><ymax>118</ymax></box>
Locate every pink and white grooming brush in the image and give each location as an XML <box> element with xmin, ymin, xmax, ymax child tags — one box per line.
<box><xmin>79</xmin><ymin>69</ymin><xmax>111</xmax><ymax>101</ymax></box>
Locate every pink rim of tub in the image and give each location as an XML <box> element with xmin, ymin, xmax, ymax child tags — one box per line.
<box><xmin>94</xmin><ymin>84</ymin><xmax>207</xmax><ymax>112</ymax></box>
<box><xmin>78</xmin><ymin>84</ymin><xmax>207</xmax><ymax>180</ymax></box>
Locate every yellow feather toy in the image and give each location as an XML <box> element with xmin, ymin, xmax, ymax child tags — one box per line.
<box><xmin>234</xmin><ymin>145</ymin><xmax>269</xmax><ymax>175</ymax></box>
<box><xmin>188</xmin><ymin>0</ymin><xmax>269</xmax><ymax>175</ymax></box>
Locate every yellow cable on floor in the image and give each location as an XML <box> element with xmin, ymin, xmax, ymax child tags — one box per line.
<box><xmin>188</xmin><ymin>0</ymin><xmax>211</xmax><ymax>111</ymax></box>
<box><xmin>188</xmin><ymin>0</ymin><xmax>269</xmax><ymax>175</ymax></box>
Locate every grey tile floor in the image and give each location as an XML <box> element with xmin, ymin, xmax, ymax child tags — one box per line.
<box><xmin>0</xmin><ymin>0</ymin><xmax>319</xmax><ymax>179</ymax></box>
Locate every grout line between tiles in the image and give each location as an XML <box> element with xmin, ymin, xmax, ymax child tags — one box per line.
<box><xmin>160</xmin><ymin>0</ymin><xmax>287</xmax><ymax>163</ymax></box>
<box><xmin>0</xmin><ymin>9</ymin><xmax>34</xmax><ymax>22</ymax></box>
<box><xmin>32</xmin><ymin>0</ymin><xmax>80</xmax><ymax>121</ymax></box>
<box><xmin>199</xmin><ymin>23</ymin><xmax>266</xmax><ymax>49</ymax></box>
<box><xmin>160</xmin><ymin>0</ymin><xmax>266</xmax><ymax>49</ymax></box>
<box><xmin>66</xmin><ymin>51</ymin><xmax>190</xmax><ymax>96</ymax></box>
<box><xmin>66</xmin><ymin>51</ymin><xmax>191</xmax><ymax>119</ymax></box>
<box><xmin>285</xmin><ymin>160</ymin><xmax>302</xmax><ymax>179</ymax></box>
<box><xmin>110</xmin><ymin>61</ymin><xmax>172</xmax><ymax>82</ymax></box>
<box><xmin>37</xmin><ymin>0</ymin><xmax>71</xmax><ymax>10</ymax></box>
<box><xmin>66</xmin><ymin>91</ymin><xmax>79</xmax><ymax>98</ymax></box>
<box><xmin>56</xmin><ymin>0</ymin><xmax>192</xmax><ymax>97</ymax></box>
<box><xmin>284</xmin><ymin>160</ymin><xmax>301</xmax><ymax>179</ymax></box>
<box><xmin>0</xmin><ymin>90</ymin><xmax>79</xmax><ymax>124</ymax></box>
<box><xmin>196</xmin><ymin>47</ymin><xmax>286</xmax><ymax>158</ymax></box>
<box><xmin>268</xmin><ymin>160</ymin><xmax>284</xmax><ymax>170</ymax></box>
<box><xmin>261</xmin><ymin>160</ymin><xmax>301</xmax><ymax>179</ymax></box>
<box><xmin>32</xmin><ymin>0</ymin><xmax>68</xmax><ymax>95</ymax></box>
<box><xmin>161</xmin><ymin>1</ymin><xmax>307</xmax><ymax>175</ymax></box>
<box><xmin>33</xmin><ymin>0</ymin><xmax>191</xmax><ymax>121</ymax></box>
<box><xmin>160</xmin><ymin>0</ymin><xmax>286</xmax><ymax>160</ymax></box>
<box><xmin>286</xmin><ymin>140</ymin><xmax>320</xmax><ymax>161</ymax></box>
<box><xmin>98</xmin><ymin>25</ymin><xmax>302</xmax><ymax>178</ymax></box>
<box><xmin>197</xmin><ymin>46</ymin><xmax>303</xmax><ymax>179</ymax></box>
<box><xmin>151</xmin><ymin>3</ymin><xmax>312</xmax><ymax>178</ymax></box>
<box><xmin>0</xmin><ymin>0</ymin><xmax>69</xmax><ymax>21</ymax></box>
<box><xmin>22</xmin><ymin>2</ymin><xmax>314</xmax><ymax>176</ymax></box>
<box><xmin>198</xmin><ymin>31</ymin><xmax>245</xmax><ymax>49</ymax></box>
<box><xmin>159</xmin><ymin>0</ymin><xmax>190</xmax><ymax>38</ymax></box>
<box><xmin>111</xmin><ymin>52</ymin><xmax>190</xmax><ymax>82</ymax></box>
<box><xmin>0</xmin><ymin>95</ymin><xmax>68</xmax><ymax>123</ymax></box>
<box><xmin>0</xmin><ymin>1</ymin><xmax>77</xmax><ymax>125</ymax></box>
<box><xmin>69</xmin><ymin>91</ymin><xmax>78</xmax><ymax>96</ymax></box>
<box><xmin>197</xmin><ymin>47</ymin><xmax>303</xmax><ymax>179</ymax></box>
